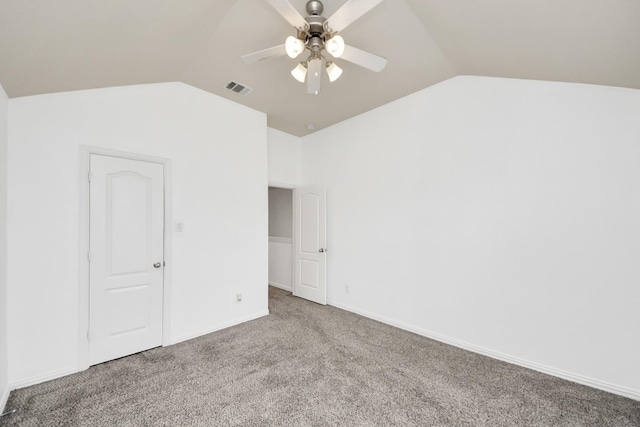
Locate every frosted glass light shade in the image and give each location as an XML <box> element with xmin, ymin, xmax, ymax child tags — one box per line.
<box><xmin>291</xmin><ymin>62</ymin><xmax>307</xmax><ymax>83</ymax></box>
<box><xmin>326</xmin><ymin>35</ymin><xmax>345</xmax><ymax>58</ymax></box>
<box><xmin>326</xmin><ymin>62</ymin><xmax>343</xmax><ymax>82</ymax></box>
<box><xmin>285</xmin><ymin>36</ymin><xmax>304</xmax><ymax>59</ymax></box>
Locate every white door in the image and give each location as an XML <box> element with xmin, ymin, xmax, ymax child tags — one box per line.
<box><xmin>294</xmin><ymin>185</ymin><xmax>327</xmax><ymax>305</ymax></box>
<box><xmin>89</xmin><ymin>154</ymin><xmax>164</xmax><ymax>365</ymax></box>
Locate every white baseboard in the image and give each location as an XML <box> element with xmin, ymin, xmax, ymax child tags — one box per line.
<box><xmin>1</xmin><ymin>383</ymin><xmax>9</xmax><ymax>413</ymax></box>
<box><xmin>169</xmin><ymin>310</ymin><xmax>270</xmax><ymax>346</ymax></box>
<box><xmin>268</xmin><ymin>236</ymin><xmax>293</xmax><ymax>244</ymax></box>
<box><xmin>9</xmin><ymin>366</ymin><xmax>79</xmax><ymax>391</ymax></box>
<box><xmin>268</xmin><ymin>282</ymin><xmax>292</xmax><ymax>292</ymax></box>
<box><xmin>5</xmin><ymin>311</ymin><xmax>270</xmax><ymax>393</ymax></box>
<box><xmin>327</xmin><ymin>299</ymin><xmax>640</xmax><ymax>402</ymax></box>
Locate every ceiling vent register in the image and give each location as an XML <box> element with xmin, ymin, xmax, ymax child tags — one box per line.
<box><xmin>225</xmin><ymin>81</ymin><xmax>254</xmax><ymax>96</ymax></box>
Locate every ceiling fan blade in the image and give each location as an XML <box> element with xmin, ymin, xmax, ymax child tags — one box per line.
<box><xmin>307</xmin><ymin>58</ymin><xmax>322</xmax><ymax>95</ymax></box>
<box><xmin>264</xmin><ymin>0</ymin><xmax>308</xmax><ymax>31</ymax></box>
<box><xmin>325</xmin><ymin>0</ymin><xmax>384</xmax><ymax>33</ymax></box>
<box><xmin>340</xmin><ymin>44</ymin><xmax>387</xmax><ymax>72</ymax></box>
<box><xmin>241</xmin><ymin>44</ymin><xmax>286</xmax><ymax>64</ymax></box>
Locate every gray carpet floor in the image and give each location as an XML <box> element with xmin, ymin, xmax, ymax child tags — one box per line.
<box><xmin>2</xmin><ymin>286</ymin><xmax>639</xmax><ymax>426</ymax></box>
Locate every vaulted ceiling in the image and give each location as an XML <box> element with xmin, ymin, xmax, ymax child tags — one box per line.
<box><xmin>1</xmin><ymin>0</ymin><xmax>639</xmax><ymax>136</ymax></box>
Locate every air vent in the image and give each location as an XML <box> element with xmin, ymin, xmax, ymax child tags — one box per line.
<box><xmin>225</xmin><ymin>81</ymin><xmax>253</xmax><ymax>97</ymax></box>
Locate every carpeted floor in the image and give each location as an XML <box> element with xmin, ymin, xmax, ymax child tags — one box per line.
<box><xmin>2</xmin><ymin>286</ymin><xmax>639</xmax><ymax>426</ymax></box>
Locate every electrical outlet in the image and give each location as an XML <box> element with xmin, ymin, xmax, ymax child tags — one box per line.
<box><xmin>236</xmin><ymin>294</ymin><xmax>242</xmax><ymax>302</ymax></box>
<box><xmin>345</xmin><ymin>284</ymin><xmax>350</xmax><ymax>293</ymax></box>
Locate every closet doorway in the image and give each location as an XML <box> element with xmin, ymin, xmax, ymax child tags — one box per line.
<box><xmin>268</xmin><ymin>187</ymin><xmax>294</xmax><ymax>292</ymax></box>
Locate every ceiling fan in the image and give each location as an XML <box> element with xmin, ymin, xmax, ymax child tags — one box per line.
<box><xmin>241</xmin><ymin>0</ymin><xmax>387</xmax><ymax>95</ymax></box>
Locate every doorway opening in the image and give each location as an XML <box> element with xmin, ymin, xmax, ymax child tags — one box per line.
<box><xmin>268</xmin><ymin>186</ymin><xmax>294</xmax><ymax>292</ymax></box>
<box><xmin>269</xmin><ymin>184</ymin><xmax>327</xmax><ymax>305</ymax></box>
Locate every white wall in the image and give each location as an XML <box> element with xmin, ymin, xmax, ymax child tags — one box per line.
<box><xmin>268</xmin><ymin>239</ymin><xmax>293</xmax><ymax>291</ymax></box>
<box><xmin>267</xmin><ymin>127</ymin><xmax>301</xmax><ymax>187</ymax></box>
<box><xmin>0</xmin><ymin>84</ymin><xmax>9</xmax><ymax>410</ymax></box>
<box><xmin>301</xmin><ymin>76</ymin><xmax>640</xmax><ymax>399</ymax></box>
<box><xmin>268</xmin><ymin>187</ymin><xmax>293</xmax><ymax>291</ymax></box>
<box><xmin>7</xmin><ymin>83</ymin><xmax>268</xmax><ymax>386</ymax></box>
<box><xmin>268</xmin><ymin>187</ymin><xmax>293</xmax><ymax>238</ymax></box>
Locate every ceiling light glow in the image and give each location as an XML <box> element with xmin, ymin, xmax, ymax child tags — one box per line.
<box><xmin>325</xmin><ymin>62</ymin><xmax>343</xmax><ymax>82</ymax></box>
<box><xmin>326</xmin><ymin>35</ymin><xmax>345</xmax><ymax>58</ymax></box>
<box><xmin>285</xmin><ymin>36</ymin><xmax>305</xmax><ymax>59</ymax></box>
<box><xmin>291</xmin><ymin>62</ymin><xmax>307</xmax><ymax>82</ymax></box>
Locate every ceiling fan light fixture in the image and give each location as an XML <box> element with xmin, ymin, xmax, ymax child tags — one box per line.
<box><xmin>242</xmin><ymin>0</ymin><xmax>389</xmax><ymax>95</ymax></box>
<box><xmin>291</xmin><ymin>62</ymin><xmax>308</xmax><ymax>83</ymax></box>
<box><xmin>326</xmin><ymin>35</ymin><xmax>345</xmax><ymax>58</ymax></box>
<box><xmin>285</xmin><ymin>36</ymin><xmax>305</xmax><ymax>59</ymax></box>
<box><xmin>326</xmin><ymin>61</ymin><xmax>343</xmax><ymax>82</ymax></box>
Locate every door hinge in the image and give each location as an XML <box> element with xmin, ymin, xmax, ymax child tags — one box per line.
<box><xmin>88</xmin><ymin>171</ymin><xmax>93</xmax><ymax>182</ymax></box>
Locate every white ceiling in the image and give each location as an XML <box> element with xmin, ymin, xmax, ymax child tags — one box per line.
<box><xmin>1</xmin><ymin>0</ymin><xmax>639</xmax><ymax>136</ymax></box>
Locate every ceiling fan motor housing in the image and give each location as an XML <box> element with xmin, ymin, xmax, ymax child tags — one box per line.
<box><xmin>306</xmin><ymin>16</ymin><xmax>326</xmax><ymax>37</ymax></box>
<box><xmin>304</xmin><ymin>1</ymin><xmax>328</xmax><ymax>55</ymax></box>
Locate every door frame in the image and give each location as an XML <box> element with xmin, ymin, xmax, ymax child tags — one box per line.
<box><xmin>78</xmin><ymin>146</ymin><xmax>173</xmax><ymax>371</ymax></box>
<box><xmin>268</xmin><ymin>181</ymin><xmax>296</xmax><ymax>296</ymax></box>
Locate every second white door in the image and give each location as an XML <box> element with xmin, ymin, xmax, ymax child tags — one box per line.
<box><xmin>89</xmin><ymin>154</ymin><xmax>164</xmax><ymax>365</ymax></box>
<box><xmin>294</xmin><ymin>185</ymin><xmax>327</xmax><ymax>305</ymax></box>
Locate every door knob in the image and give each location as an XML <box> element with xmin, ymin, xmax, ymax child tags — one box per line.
<box><xmin>318</xmin><ymin>248</ymin><xmax>325</xmax><ymax>253</ymax></box>
<box><xmin>153</xmin><ymin>262</ymin><xmax>162</xmax><ymax>268</ymax></box>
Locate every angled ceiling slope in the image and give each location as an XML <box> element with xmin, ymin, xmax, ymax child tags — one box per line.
<box><xmin>0</xmin><ymin>0</ymin><xmax>638</xmax><ymax>136</ymax></box>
